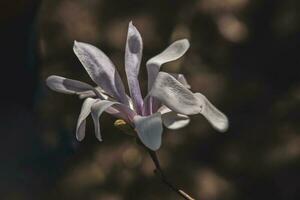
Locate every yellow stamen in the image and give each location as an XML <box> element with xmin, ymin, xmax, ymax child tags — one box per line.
<box><xmin>114</xmin><ymin>119</ymin><xmax>136</xmax><ymax>136</ymax></box>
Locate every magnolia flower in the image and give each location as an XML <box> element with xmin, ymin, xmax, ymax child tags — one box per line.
<box><xmin>46</xmin><ymin>22</ymin><xmax>228</xmax><ymax>151</ymax></box>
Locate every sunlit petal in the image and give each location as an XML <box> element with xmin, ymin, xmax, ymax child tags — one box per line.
<box><xmin>150</xmin><ymin>72</ymin><xmax>201</xmax><ymax>115</ymax></box>
<box><xmin>195</xmin><ymin>93</ymin><xmax>229</xmax><ymax>132</ymax></box>
<box><xmin>73</xmin><ymin>41</ymin><xmax>129</xmax><ymax>105</ymax></box>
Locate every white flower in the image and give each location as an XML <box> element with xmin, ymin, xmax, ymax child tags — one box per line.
<box><xmin>46</xmin><ymin>21</ymin><xmax>228</xmax><ymax>151</ymax></box>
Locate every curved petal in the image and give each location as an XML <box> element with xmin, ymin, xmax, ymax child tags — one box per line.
<box><xmin>195</xmin><ymin>93</ymin><xmax>229</xmax><ymax>132</ymax></box>
<box><xmin>73</xmin><ymin>41</ymin><xmax>129</xmax><ymax>105</ymax></box>
<box><xmin>162</xmin><ymin>112</ymin><xmax>190</xmax><ymax>130</ymax></box>
<box><xmin>146</xmin><ymin>39</ymin><xmax>190</xmax><ymax>91</ymax></box>
<box><xmin>144</xmin><ymin>73</ymin><xmax>191</xmax><ymax>114</ymax></box>
<box><xmin>46</xmin><ymin>75</ymin><xmax>94</xmax><ymax>94</ymax></box>
<box><xmin>149</xmin><ymin>72</ymin><xmax>201</xmax><ymax>115</ymax></box>
<box><xmin>160</xmin><ymin>106</ymin><xmax>190</xmax><ymax>130</ymax></box>
<box><xmin>150</xmin><ymin>72</ymin><xmax>228</xmax><ymax>132</ymax></box>
<box><xmin>134</xmin><ymin>112</ymin><xmax>163</xmax><ymax>151</ymax></box>
<box><xmin>125</xmin><ymin>22</ymin><xmax>143</xmax><ymax>114</ymax></box>
<box><xmin>91</xmin><ymin>100</ymin><xmax>119</xmax><ymax>141</ymax></box>
<box><xmin>76</xmin><ymin>98</ymin><xmax>98</xmax><ymax>141</ymax></box>
<box><xmin>91</xmin><ymin>100</ymin><xmax>137</xmax><ymax>141</ymax></box>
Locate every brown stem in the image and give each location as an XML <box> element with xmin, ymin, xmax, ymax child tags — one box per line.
<box><xmin>146</xmin><ymin>148</ymin><xmax>196</xmax><ymax>200</ymax></box>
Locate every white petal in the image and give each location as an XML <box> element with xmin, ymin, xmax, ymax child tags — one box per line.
<box><xmin>91</xmin><ymin>100</ymin><xmax>119</xmax><ymax>141</ymax></box>
<box><xmin>146</xmin><ymin>39</ymin><xmax>190</xmax><ymax>91</ymax></box>
<box><xmin>134</xmin><ymin>113</ymin><xmax>163</xmax><ymax>151</ymax></box>
<box><xmin>46</xmin><ymin>75</ymin><xmax>93</xmax><ymax>94</ymax></box>
<box><xmin>195</xmin><ymin>93</ymin><xmax>229</xmax><ymax>132</ymax></box>
<box><xmin>150</xmin><ymin>72</ymin><xmax>201</xmax><ymax>115</ymax></box>
<box><xmin>125</xmin><ymin>22</ymin><xmax>144</xmax><ymax>114</ymax></box>
<box><xmin>73</xmin><ymin>41</ymin><xmax>129</xmax><ymax>105</ymax></box>
<box><xmin>170</xmin><ymin>73</ymin><xmax>191</xmax><ymax>89</ymax></box>
<box><xmin>76</xmin><ymin>98</ymin><xmax>97</xmax><ymax>141</ymax></box>
<box><xmin>162</xmin><ymin>111</ymin><xmax>190</xmax><ymax>130</ymax></box>
<box><xmin>150</xmin><ymin>73</ymin><xmax>228</xmax><ymax>132</ymax></box>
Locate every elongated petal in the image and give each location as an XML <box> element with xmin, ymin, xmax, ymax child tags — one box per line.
<box><xmin>150</xmin><ymin>72</ymin><xmax>228</xmax><ymax>132</ymax></box>
<box><xmin>150</xmin><ymin>72</ymin><xmax>201</xmax><ymax>115</ymax></box>
<box><xmin>46</xmin><ymin>75</ymin><xmax>94</xmax><ymax>94</ymax></box>
<box><xmin>76</xmin><ymin>98</ymin><xmax>97</xmax><ymax>141</ymax></box>
<box><xmin>77</xmin><ymin>90</ymin><xmax>96</xmax><ymax>99</ymax></box>
<box><xmin>77</xmin><ymin>87</ymin><xmax>109</xmax><ymax>99</ymax></box>
<box><xmin>159</xmin><ymin>106</ymin><xmax>190</xmax><ymax>130</ymax></box>
<box><xmin>125</xmin><ymin>22</ymin><xmax>144</xmax><ymax>114</ymax></box>
<box><xmin>73</xmin><ymin>41</ymin><xmax>129</xmax><ymax>105</ymax></box>
<box><xmin>134</xmin><ymin>113</ymin><xmax>163</xmax><ymax>151</ymax></box>
<box><xmin>146</xmin><ymin>39</ymin><xmax>190</xmax><ymax>91</ymax></box>
<box><xmin>195</xmin><ymin>93</ymin><xmax>229</xmax><ymax>132</ymax></box>
<box><xmin>91</xmin><ymin>100</ymin><xmax>119</xmax><ymax>141</ymax></box>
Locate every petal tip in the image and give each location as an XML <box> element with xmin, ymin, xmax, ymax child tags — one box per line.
<box><xmin>211</xmin><ymin>115</ymin><xmax>229</xmax><ymax>133</ymax></box>
<box><xmin>76</xmin><ymin>134</ymin><xmax>84</xmax><ymax>142</ymax></box>
<box><xmin>218</xmin><ymin>117</ymin><xmax>229</xmax><ymax>133</ymax></box>
<box><xmin>177</xmin><ymin>38</ymin><xmax>190</xmax><ymax>51</ymax></box>
<box><xmin>45</xmin><ymin>75</ymin><xmax>63</xmax><ymax>90</ymax></box>
<box><xmin>73</xmin><ymin>40</ymin><xmax>79</xmax><ymax>47</ymax></box>
<box><xmin>96</xmin><ymin>136</ymin><xmax>103</xmax><ymax>142</ymax></box>
<box><xmin>45</xmin><ymin>75</ymin><xmax>54</xmax><ymax>85</ymax></box>
<box><xmin>73</xmin><ymin>40</ymin><xmax>85</xmax><ymax>52</ymax></box>
<box><xmin>148</xmin><ymin>143</ymin><xmax>161</xmax><ymax>151</ymax></box>
<box><xmin>182</xmin><ymin>38</ymin><xmax>190</xmax><ymax>48</ymax></box>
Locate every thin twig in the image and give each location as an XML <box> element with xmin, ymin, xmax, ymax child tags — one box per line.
<box><xmin>146</xmin><ymin>148</ymin><xmax>196</xmax><ymax>200</ymax></box>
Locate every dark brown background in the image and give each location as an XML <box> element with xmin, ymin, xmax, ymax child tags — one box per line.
<box><xmin>0</xmin><ymin>0</ymin><xmax>299</xmax><ymax>199</ymax></box>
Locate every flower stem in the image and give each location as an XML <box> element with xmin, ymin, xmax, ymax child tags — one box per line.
<box><xmin>146</xmin><ymin>148</ymin><xmax>196</xmax><ymax>200</ymax></box>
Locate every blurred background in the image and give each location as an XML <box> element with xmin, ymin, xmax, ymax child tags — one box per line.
<box><xmin>1</xmin><ymin>0</ymin><xmax>299</xmax><ymax>199</ymax></box>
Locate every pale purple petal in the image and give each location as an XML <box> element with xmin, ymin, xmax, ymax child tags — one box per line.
<box><xmin>113</xmin><ymin>104</ymin><xmax>137</xmax><ymax>122</ymax></box>
<box><xmin>91</xmin><ymin>100</ymin><xmax>119</xmax><ymax>141</ymax></box>
<box><xmin>76</xmin><ymin>98</ymin><xmax>98</xmax><ymax>141</ymax></box>
<box><xmin>78</xmin><ymin>87</ymin><xmax>109</xmax><ymax>99</ymax></box>
<box><xmin>73</xmin><ymin>41</ymin><xmax>129</xmax><ymax>105</ymax></box>
<box><xmin>133</xmin><ymin>112</ymin><xmax>163</xmax><ymax>151</ymax></box>
<box><xmin>125</xmin><ymin>22</ymin><xmax>144</xmax><ymax>114</ymax></box>
<box><xmin>194</xmin><ymin>93</ymin><xmax>229</xmax><ymax>132</ymax></box>
<box><xmin>146</xmin><ymin>39</ymin><xmax>190</xmax><ymax>91</ymax></box>
<box><xmin>78</xmin><ymin>90</ymin><xmax>97</xmax><ymax>99</ymax></box>
<box><xmin>91</xmin><ymin>100</ymin><xmax>137</xmax><ymax>141</ymax></box>
<box><xmin>142</xmin><ymin>95</ymin><xmax>152</xmax><ymax>116</ymax></box>
<box><xmin>149</xmin><ymin>72</ymin><xmax>201</xmax><ymax>115</ymax></box>
<box><xmin>46</xmin><ymin>75</ymin><xmax>94</xmax><ymax>94</ymax></box>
